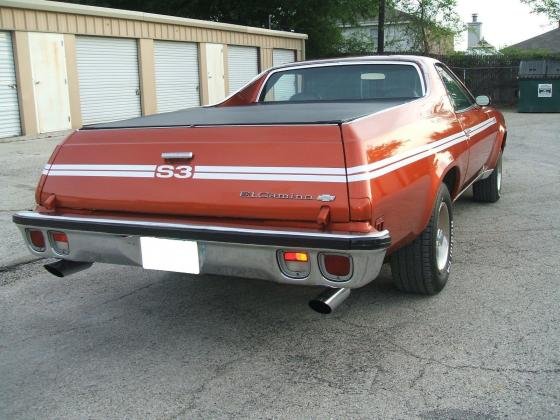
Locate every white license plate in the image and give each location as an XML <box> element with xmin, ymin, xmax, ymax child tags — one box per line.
<box><xmin>140</xmin><ymin>237</ymin><xmax>200</xmax><ymax>274</ymax></box>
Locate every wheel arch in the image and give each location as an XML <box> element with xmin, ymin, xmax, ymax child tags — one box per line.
<box><xmin>411</xmin><ymin>159</ymin><xmax>459</xmax><ymax>244</ymax></box>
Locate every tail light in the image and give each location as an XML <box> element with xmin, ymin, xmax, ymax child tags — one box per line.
<box><xmin>277</xmin><ymin>250</ymin><xmax>310</xmax><ymax>279</ymax></box>
<box><xmin>319</xmin><ymin>254</ymin><xmax>353</xmax><ymax>281</ymax></box>
<box><xmin>283</xmin><ymin>252</ymin><xmax>309</xmax><ymax>262</ymax></box>
<box><xmin>49</xmin><ymin>231</ymin><xmax>69</xmax><ymax>255</ymax></box>
<box><xmin>26</xmin><ymin>229</ymin><xmax>45</xmax><ymax>252</ymax></box>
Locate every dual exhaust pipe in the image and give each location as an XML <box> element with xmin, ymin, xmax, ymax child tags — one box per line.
<box><xmin>44</xmin><ymin>259</ymin><xmax>350</xmax><ymax>313</ymax></box>
<box><xmin>309</xmin><ymin>287</ymin><xmax>350</xmax><ymax>314</ymax></box>
<box><xmin>44</xmin><ymin>259</ymin><xmax>92</xmax><ymax>278</ymax></box>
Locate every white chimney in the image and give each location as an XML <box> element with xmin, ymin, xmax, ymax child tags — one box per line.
<box><xmin>467</xmin><ymin>13</ymin><xmax>482</xmax><ymax>49</ymax></box>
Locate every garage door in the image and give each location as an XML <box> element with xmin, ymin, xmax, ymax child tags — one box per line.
<box><xmin>154</xmin><ymin>41</ymin><xmax>200</xmax><ymax>113</ymax></box>
<box><xmin>227</xmin><ymin>45</ymin><xmax>259</xmax><ymax>95</ymax></box>
<box><xmin>76</xmin><ymin>36</ymin><xmax>141</xmax><ymax>125</ymax></box>
<box><xmin>273</xmin><ymin>49</ymin><xmax>296</xmax><ymax>67</ymax></box>
<box><xmin>0</xmin><ymin>32</ymin><xmax>21</xmax><ymax>138</ymax></box>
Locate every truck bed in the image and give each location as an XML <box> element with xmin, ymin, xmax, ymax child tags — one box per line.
<box><xmin>83</xmin><ymin>100</ymin><xmax>410</xmax><ymax>129</ymax></box>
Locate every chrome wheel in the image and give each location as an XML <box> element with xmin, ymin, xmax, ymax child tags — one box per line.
<box><xmin>496</xmin><ymin>155</ymin><xmax>502</xmax><ymax>193</ymax></box>
<box><xmin>435</xmin><ymin>201</ymin><xmax>451</xmax><ymax>271</ymax></box>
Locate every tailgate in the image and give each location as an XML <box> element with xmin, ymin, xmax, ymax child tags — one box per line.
<box><xmin>40</xmin><ymin>125</ymin><xmax>350</xmax><ymax>222</ymax></box>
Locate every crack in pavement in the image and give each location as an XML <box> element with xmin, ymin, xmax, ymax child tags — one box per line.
<box><xmin>383</xmin><ymin>335</ymin><xmax>560</xmax><ymax>375</ymax></box>
<box><xmin>100</xmin><ymin>282</ymin><xmax>157</xmax><ymax>305</ymax></box>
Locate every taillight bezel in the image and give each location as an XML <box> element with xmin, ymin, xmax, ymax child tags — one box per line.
<box><xmin>48</xmin><ymin>230</ymin><xmax>70</xmax><ymax>255</ymax></box>
<box><xmin>25</xmin><ymin>229</ymin><xmax>46</xmax><ymax>252</ymax></box>
<box><xmin>277</xmin><ymin>250</ymin><xmax>310</xmax><ymax>279</ymax></box>
<box><xmin>318</xmin><ymin>253</ymin><xmax>353</xmax><ymax>282</ymax></box>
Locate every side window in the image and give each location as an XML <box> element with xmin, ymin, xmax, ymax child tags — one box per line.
<box><xmin>262</xmin><ymin>73</ymin><xmax>299</xmax><ymax>101</ymax></box>
<box><xmin>436</xmin><ymin>65</ymin><xmax>474</xmax><ymax>111</ymax></box>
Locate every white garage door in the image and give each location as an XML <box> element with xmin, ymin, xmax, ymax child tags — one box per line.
<box><xmin>273</xmin><ymin>49</ymin><xmax>295</xmax><ymax>67</ymax></box>
<box><xmin>227</xmin><ymin>45</ymin><xmax>259</xmax><ymax>94</ymax></box>
<box><xmin>154</xmin><ymin>41</ymin><xmax>200</xmax><ymax>113</ymax></box>
<box><xmin>0</xmin><ymin>32</ymin><xmax>21</xmax><ymax>138</ymax></box>
<box><xmin>76</xmin><ymin>36</ymin><xmax>141</xmax><ymax>125</ymax></box>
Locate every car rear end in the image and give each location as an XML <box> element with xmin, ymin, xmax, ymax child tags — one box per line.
<box><xmin>14</xmin><ymin>122</ymin><xmax>390</xmax><ymax>289</ymax></box>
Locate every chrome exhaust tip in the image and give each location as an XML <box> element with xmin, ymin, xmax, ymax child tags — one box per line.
<box><xmin>309</xmin><ymin>287</ymin><xmax>350</xmax><ymax>314</ymax></box>
<box><xmin>44</xmin><ymin>259</ymin><xmax>93</xmax><ymax>278</ymax></box>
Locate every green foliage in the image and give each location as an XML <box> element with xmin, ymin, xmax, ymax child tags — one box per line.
<box><xmin>337</xmin><ymin>32</ymin><xmax>375</xmax><ymax>55</ymax></box>
<box><xmin>390</xmin><ymin>0</ymin><xmax>463</xmax><ymax>53</ymax></box>
<box><xmin>440</xmin><ymin>50</ymin><xmax>560</xmax><ymax>66</ymax></box>
<box><xmin>498</xmin><ymin>48</ymin><xmax>560</xmax><ymax>60</ymax></box>
<box><xmin>520</xmin><ymin>0</ymin><xmax>560</xmax><ymax>21</ymax></box>
<box><xmin>58</xmin><ymin>0</ymin><xmax>379</xmax><ymax>58</ymax></box>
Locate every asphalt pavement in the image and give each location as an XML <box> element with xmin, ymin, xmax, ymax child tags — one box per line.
<box><xmin>0</xmin><ymin>112</ymin><xmax>558</xmax><ymax>419</ymax></box>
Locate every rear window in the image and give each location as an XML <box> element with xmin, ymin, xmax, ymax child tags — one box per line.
<box><xmin>260</xmin><ymin>63</ymin><xmax>424</xmax><ymax>103</ymax></box>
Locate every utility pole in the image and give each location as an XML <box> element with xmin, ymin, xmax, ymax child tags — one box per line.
<box><xmin>377</xmin><ymin>0</ymin><xmax>386</xmax><ymax>54</ymax></box>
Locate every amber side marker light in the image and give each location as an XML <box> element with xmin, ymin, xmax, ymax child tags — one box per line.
<box><xmin>320</xmin><ymin>254</ymin><xmax>353</xmax><ymax>281</ymax></box>
<box><xmin>49</xmin><ymin>231</ymin><xmax>69</xmax><ymax>255</ymax></box>
<box><xmin>277</xmin><ymin>250</ymin><xmax>310</xmax><ymax>279</ymax></box>
<box><xmin>26</xmin><ymin>229</ymin><xmax>46</xmax><ymax>252</ymax></box>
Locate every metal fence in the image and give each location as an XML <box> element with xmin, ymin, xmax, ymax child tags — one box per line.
<box><xmin>448</xmin><ymin>66</ymin><xmax>520</xmax><ymax>105</ymax></box>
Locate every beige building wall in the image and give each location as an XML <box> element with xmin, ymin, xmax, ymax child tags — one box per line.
<box><xmin>62</xmin><ymin>33</ymin><xmax>82</xmax><ymax>128</ymax></box>
<box><xmin>138</xmin><ymin>38</ymin><xmax>157</xmax><ymax>115</ymax></box>
<box><xmin>0</xmin><ymin>0</ymin><xmax>306</xmax><ymax>136</ymax></box>
<box><xmin>11</xmin><ymin>30</ymin><xmax>37</xmax><ymax>135</ymax></box>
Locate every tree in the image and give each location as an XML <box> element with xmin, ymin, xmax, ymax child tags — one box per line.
<box><xmin>58</xmin><ymin>0</ymin><xmax>380</xmax><ymax>58</ymax></box>
<box><xmin>520</xmin><ymin>0</ymin><xmax>560</xmax><ymax>22</ymax></box>
<box><xmin>390</xmin><ymin>0</ymin><xmax>462</xmax><ymax>54</ymax></box>
<box><xmin>377</xmin><ymin>0</ymin><xmax>386</xmax><ymax>53</ymax></box>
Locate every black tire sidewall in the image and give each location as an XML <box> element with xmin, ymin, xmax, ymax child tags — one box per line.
<box><xmin>429</xmin><ymin>184</ymin><xmax>453</xmax><ymax>292</ymax></box>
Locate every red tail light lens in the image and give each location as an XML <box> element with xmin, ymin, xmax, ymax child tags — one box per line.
<box><xmin>49</xmin><ymin>231</ymin><xmax>69</xmax><ymax>254</ymax></box>
<box><xmin>26</xmin><ymin>229</ymin><xmax>45</xmax><ymax>252</ymax></box>
<box><xmin>320</xmin><ymin>254</ymin><xmax>353</xmax><ymax>281</ymax></box>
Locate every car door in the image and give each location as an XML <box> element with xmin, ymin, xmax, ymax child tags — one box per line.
<box><xmin>436</xmin><ymin>64</ymin><xmax>496</xmax><ymax>183</ymax></box>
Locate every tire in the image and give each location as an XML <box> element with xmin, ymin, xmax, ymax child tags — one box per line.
<box><xmin>390</xmin><ymin>184</ymin><xmax>453</xmax><ymax>295</ymax></box>
<box><xmin>473</xmin><ymin>153</ymin><xmax>502</xmax><ymax>203</ymax></box>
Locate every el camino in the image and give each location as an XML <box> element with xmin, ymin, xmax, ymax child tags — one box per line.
<box><xmin>13</xmin><ymin>56</ymin><xmax>506</xmax><ymax>313</ymax></box>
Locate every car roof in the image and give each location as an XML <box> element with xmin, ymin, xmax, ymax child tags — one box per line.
<box><xmin>270</xmin><ymin>55</ymin><xmax>441</xmax><ymax>71</ymax></box>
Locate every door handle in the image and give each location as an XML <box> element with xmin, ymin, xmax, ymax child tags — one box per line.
<box><xmin>161</xmin><ymin>152</ymin><xmax>194</xmax><ymax>160</ymax></box>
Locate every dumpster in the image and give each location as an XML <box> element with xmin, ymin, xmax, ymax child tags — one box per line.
<box><xmin>518</xmin><ymin>60</ymin><xmax>560</xmax><ymax>113</ymax></box>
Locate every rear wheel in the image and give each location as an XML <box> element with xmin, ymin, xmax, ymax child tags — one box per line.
<box><xmin>390</xmin><ymin>184</ymin><xmax>453</xmax><ymax>295</ymax></box>
<box><xmin>473</xmin><ymin>153</ymin><xmax>502</xmax><ymax>203</ymax></box>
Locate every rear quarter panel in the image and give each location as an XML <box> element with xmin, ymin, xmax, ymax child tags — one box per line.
<box><xmin>341</xmin><ymin>69</ymin><xmax>470</xmax><ymax>252</ymax></box>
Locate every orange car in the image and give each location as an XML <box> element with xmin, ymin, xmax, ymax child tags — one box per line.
<box><xmin>13</xmin><ymin>56</ymin><xmax>506</xmax><ymax>313</ymax></box>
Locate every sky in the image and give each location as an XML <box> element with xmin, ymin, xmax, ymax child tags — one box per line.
<box><xmin>454</xmin><ymin>0</ymin><xmax>557</xmax><ymax>50</ymax></box>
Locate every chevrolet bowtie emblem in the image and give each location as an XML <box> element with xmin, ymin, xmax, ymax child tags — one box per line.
<box><xmin>316</xmin><ymin>194</ymin><xmax>336</xmax><ymax>202</ymax></box>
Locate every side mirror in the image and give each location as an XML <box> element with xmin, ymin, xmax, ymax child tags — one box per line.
<box><xmin>475</xmin><ymin>95</ymin><xmax>491</xmax><ymax>106</ymax></box>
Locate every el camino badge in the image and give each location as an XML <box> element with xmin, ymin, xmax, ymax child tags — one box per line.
<box><xmin>240</xmin><ymin>192</ymin><xmax>335</xmax><ymax>202</ymax></box>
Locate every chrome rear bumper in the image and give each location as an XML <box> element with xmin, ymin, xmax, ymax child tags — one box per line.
<box><xmin>13</xmin><ymin>211</ymin><xmax>390</xmax><ymax>289</ymax></box>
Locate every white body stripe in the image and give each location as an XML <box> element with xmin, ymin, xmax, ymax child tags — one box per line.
<box><xmin>346</xmin><ymin>132</ymin><xmax>466</xmax><ymax>175</ymax></box>
<box><xmin>193</xmin><ymin>173</ymin><xmax>346</xmax><ymax>183</ymax></box>
<box><xmin>49</xmin><ymin>164</ymin><xmax>157</xmax><ymax>171</ymax></box>
<box><xmin>47</xmin><ymin>170</ymin><xmax>155</xmax><ymax>178</ymax></box>
<box><xmin>196</xmin><ymin>165</ymin><xmax>346</xmax><ymax>175</ymax></box>
<box><xmin>41</xmin><ymin>118</ymin><xmax>497</xmax><ymax>183</ymax></box>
